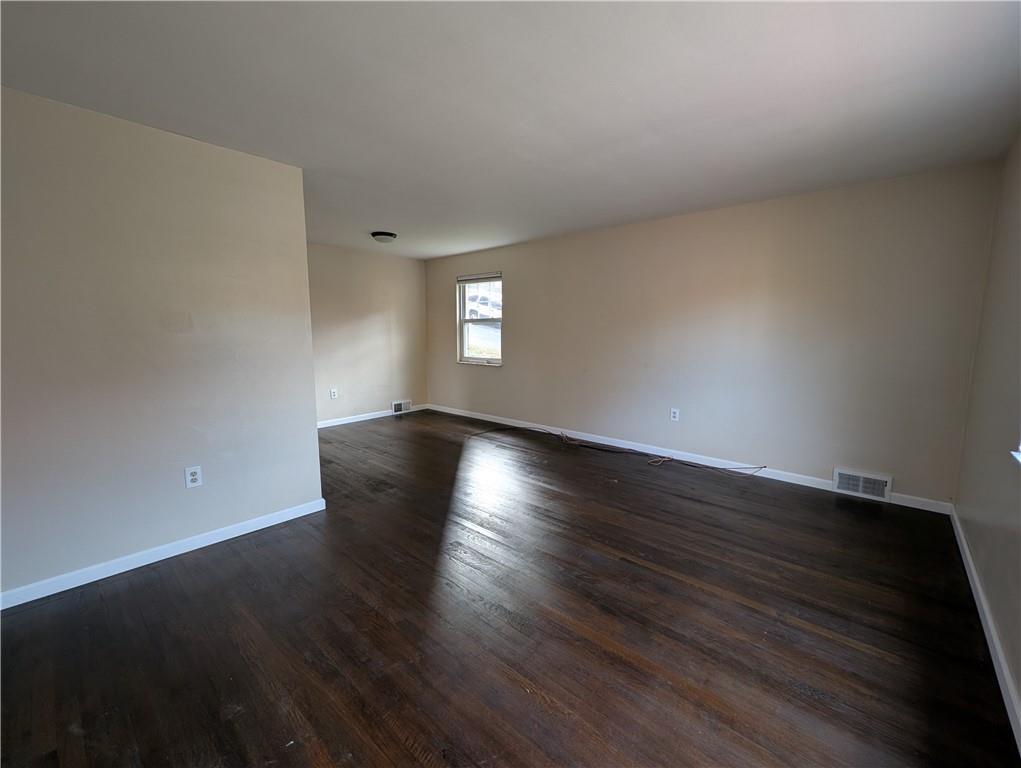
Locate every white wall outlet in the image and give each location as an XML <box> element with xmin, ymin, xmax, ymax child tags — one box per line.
<box><xmin>185</xmin><ymin>466</ymin><xmax>203</xmax><ymax>488</ymax></box>
<box><xmin>329</xmin><ymin>387</ymin><xmax>338</xmax><ymax>400</ymax></box>
<box><xmin>670</xmin><ymin>407</ymin><xmax>680</xmax><ymax>422</ymax></box>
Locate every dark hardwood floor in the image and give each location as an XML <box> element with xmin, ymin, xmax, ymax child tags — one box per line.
<box><xmin>2</xmin><ymin>410</ymin><xmax>1018</xmax><ymax>767</ymax></box>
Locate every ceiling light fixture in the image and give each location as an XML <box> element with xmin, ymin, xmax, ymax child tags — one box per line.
<box><xmin>371</xmin><ymin>231</ymin><xmax>397</xmax><ymax>243</ymax></box>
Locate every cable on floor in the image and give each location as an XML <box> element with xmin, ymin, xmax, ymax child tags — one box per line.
<box><xmin>466</xmin><ymin>423</ymin><xmax>766</xmax><ymax>476</ymax></box>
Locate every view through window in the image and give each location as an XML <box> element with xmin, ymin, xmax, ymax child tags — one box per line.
<box><xmin>458</xmin><ymin>275</ymin><xmax>502</xmax><ymax>364</ymax></box>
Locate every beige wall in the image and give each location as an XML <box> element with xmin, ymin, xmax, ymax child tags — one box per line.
<box><xmin>426</xmin><ymin>162</ymin><xmax>1001</xmax><ymax>502</ymax></box>
<box><xmin>957</xmin><ymin>136</ymin><xmax>1021</xmax><ymax>699</ymax></box>
<box><xmin>1</xmin><ymin>88</ymin><xmax>322</xmax><ymax>591</ymax></box>
<box><xmin>308</xmin><ymin>244</ymin><xmax>426</xmax><ymax>421</ymax></box>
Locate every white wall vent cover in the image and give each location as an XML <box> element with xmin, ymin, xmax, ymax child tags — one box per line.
<box><xmin>392</xmin><ymin>399</ymin><xmax>413</xmax><ymax>414</ymax></box>
<box><xmin>832</xmin><ymin>467</ymin><xmax>893</xmax><ymax>501</ymax></box>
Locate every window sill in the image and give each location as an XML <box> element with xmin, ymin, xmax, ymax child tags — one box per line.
<box><xmin>457</xmin><ymin>360</ymin><xmax>503</xmax><ymax>367</ymax></box>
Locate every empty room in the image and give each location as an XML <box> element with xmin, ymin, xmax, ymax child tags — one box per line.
<box><xmin>2</xmin><ymin>2</ymin><xmax>1020</xmax><ymax>765</ymax></box>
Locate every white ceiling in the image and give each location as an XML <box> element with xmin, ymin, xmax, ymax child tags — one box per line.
<box><xmin>3</xmin><ymin>2</ymin><xmax>1019</xmax><ymax>259</ymax></box>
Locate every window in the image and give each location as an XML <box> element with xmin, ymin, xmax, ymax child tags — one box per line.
<box><xmin>457</xmin><ymin>272</ymin><xmax>502</xmax><ymax>365</ymax></box>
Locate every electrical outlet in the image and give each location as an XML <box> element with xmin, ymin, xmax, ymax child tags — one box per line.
<box><xmin>329</xmin><ymin>387</ymin><xmax>338</xmax><ymax>400</ymax></box>
<box><xmin>670</xmin><ymin>407</ymin><xmax>680</xmax><ymax>422</ymax></box>
<box><xmin>185</xmin><ymin>466</ymin><xmax>203</xmax><ymax>488</ymax></box>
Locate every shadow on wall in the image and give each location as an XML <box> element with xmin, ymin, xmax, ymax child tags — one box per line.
<box><xmin>475</xmin><ymin>256</ymin><xmax>876</xmax><ymax>479</ymax></box>
<box><xmin>314</xmin><ymin>310</ymin><xmax>393</xmax><ymax>414</ymax></box>
<box><xmin>307</xmin><ymin>243</ymin><xmax>427</xmax><ymax>421</ymax></box>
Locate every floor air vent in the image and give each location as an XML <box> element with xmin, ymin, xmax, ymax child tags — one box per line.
<box><xmin>833</xmin><ymin>467</ymin><xmax>892</xmax><ymax>501</ymax></box>
<box><xmin>392</xmin><ymin>399</ymin><xmax>413</xmax><ymax>414</ymax></box>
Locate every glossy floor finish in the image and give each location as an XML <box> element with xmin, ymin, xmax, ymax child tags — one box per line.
<box><xmin>3</xmin><ymin>411</ymin><xmax>1018</xmax><ymax>767</ymax></box>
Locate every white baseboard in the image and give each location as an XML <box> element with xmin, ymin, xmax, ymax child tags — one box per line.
<box><xmin>421</xmin><ymin>404</ymin><xmax>953</xmax><ymax>515</ymax></box>
<box><xmin>317</xmin><ymin>409</ymin><xmax>391</xmax><ymax>428</ymax></box>
<box><xmin>951</xmin><ymin>511</ymin><xmax>1021</xmax><ymax>755</ymax></box>
<box><xmin>0</xmin><ymin>497</ymin><xmax>327</xmax><ymax>610</ymax></box>
<box><xmin>317</xmin><ymin>405</ymin><xmax>428</xmax><ymax>429</ymax></box>
<box><xmin>889</xmin><ymin>492</ymin><xmax>954</xmax><ymax>516</ymax></box>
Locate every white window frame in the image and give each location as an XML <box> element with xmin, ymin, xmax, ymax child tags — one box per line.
<box><xmin>457</xmin><ymin>272</ymin><xmax>502</xmax><ymax>366</ymax></box>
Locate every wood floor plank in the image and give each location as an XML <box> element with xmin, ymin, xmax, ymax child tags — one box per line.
<box><xmin>3</xmin><ymin>410</ymin><xmax>1018</xmax><ymax>766</ymax></box>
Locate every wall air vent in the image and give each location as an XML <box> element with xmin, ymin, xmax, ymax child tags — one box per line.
<box><xmin>392</xmin><ymin>399</ymin><xmax>413</xmax><ymax>414</ymax></box>
<box><xmin>833</xmin><ymin>467</ymin><xmax>893</xmax><ymax>501</ymax></box>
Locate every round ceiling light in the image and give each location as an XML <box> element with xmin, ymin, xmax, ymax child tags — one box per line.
<box><xmin>371</xmin><ymin>231</ymin><xmax>397</xmax><ymax>243</ymax></box>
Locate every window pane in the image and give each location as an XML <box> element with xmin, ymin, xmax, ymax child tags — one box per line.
<box><xmin>464</xmin><ymin>321</ymin><xmax>501</xmax><ymax>360</ymax></box>
<box><xmin>464</xmin><ymin>280</ymin><xmax>502</xmax><ymax>319</ymax></box>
